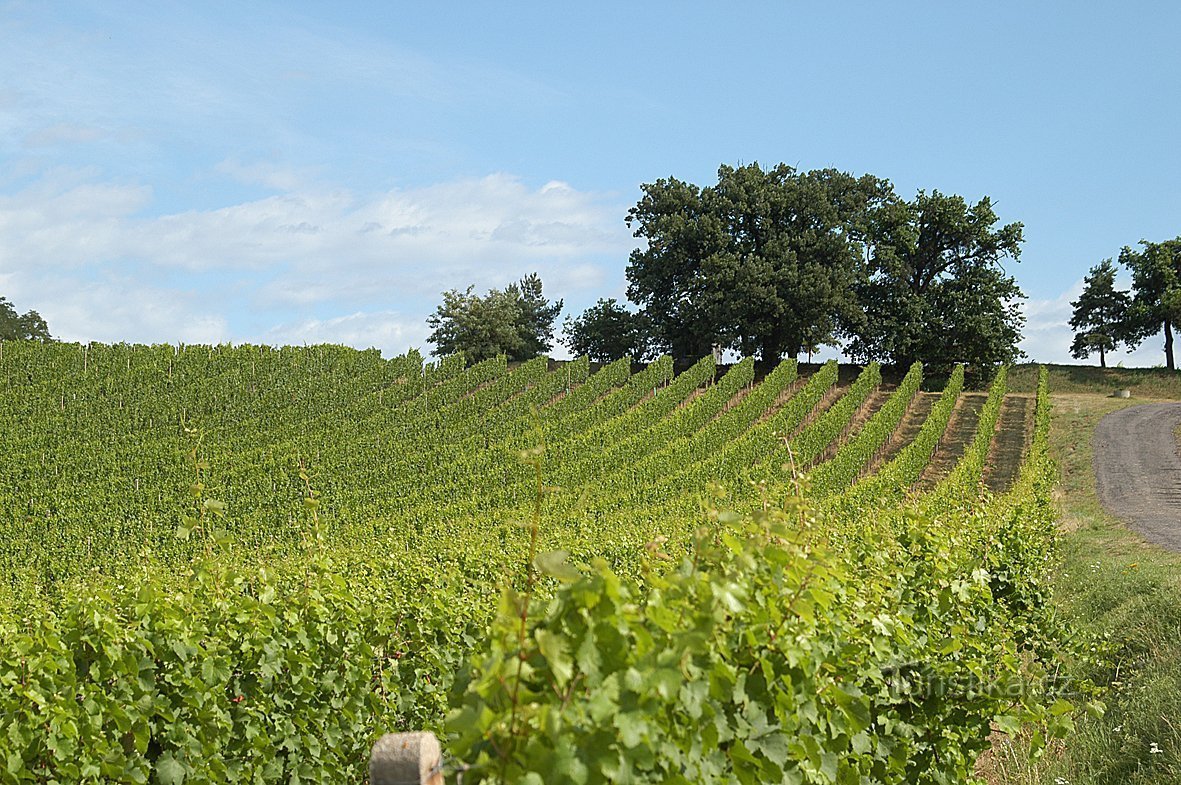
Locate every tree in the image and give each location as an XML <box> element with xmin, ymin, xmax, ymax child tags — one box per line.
<box><xmin>1122</xmin><ymin>238</ymin><xmax>1181</xmax><ymax>370</ymax></box>
<box><xmin>0</xmin><ymin>297</ymin><xmax>52</xmax><ymax>341</ymax></box>
<box><xmin>624</xmin><ymin>163</ymin><xmax>894</xmax><ymax>363</ymax></box>
<box><xmin>847</xmin><ymin>190</ymin><xmax>1025</xmax><ymax>379</ymax></box>
<box><xmin>622</xmin><ymin>176</ymin><xmax>726</xmax><ymax>360</ymax></box>
<box><xmin>426</xmin><ymin>274</ymin><xmax>563</xmax><ymax>363</ymax></box>
<box><xmin>1069</xmin><ymin>259</ymin><xmax>1131</xmax><ymax>368</ymax></box>
<box><xmin>505</xmin><ymin>273</ymin><xmax>563</xmax><ymax>360</ymax></box>
<box><xmin>563</xmin><ymin>298</ymin><xmax>652</xmax><ymax>361</ymax></box>
<box><xmin>922</xmin><ymin>259</ymin><xmax>1026</xmax><ymax>378</ymax></box>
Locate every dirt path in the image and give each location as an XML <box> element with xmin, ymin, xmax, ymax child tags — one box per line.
<box><xmin>1094</xmin><ymin>403</ymin><xmax>1181</xmax><ymax>550</ymax></box>
<box><xmin>917</xmin><ymin>393</ymin><xmax>988</xmax><ymax>489</ymax></box>
<box><xmin>983</xmin><ymin>394</ymin><xmax>1034</xmax><ymax>494</ymax></box>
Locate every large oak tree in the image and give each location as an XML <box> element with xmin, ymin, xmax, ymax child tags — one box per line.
<box><xmin>624</xmin><ymin>163</ymin><xmax>893</xmax><ymax>363</ymax></box>
<box><xmin>847</xmin><ymin>191</ymin><xmax>1025</xmax><ymax>380</ymax></box>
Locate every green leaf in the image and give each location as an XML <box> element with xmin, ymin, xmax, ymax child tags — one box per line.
<box><xmin>535</xmin><ymin>629</ymin><xmax>574</xmax><ymax>687</ymax></box>
<box><xmin>155</xmin><ymin>754</ymin><xmax>186</xmax><ymax>785</ymax></box>
<box><xmin>613</xmin><ymin>712</ymin><xmax>647</xmax><ymax>748</ymax></box>
<box><xmin>1050</xmin><ymin>698</ymin><xmax>1075</xmax><ymax>717</ymax></box>
<box><xmin>534</xmin><ymin>550</ymin><xmax>581</xmax><ymax>583</ymax></box>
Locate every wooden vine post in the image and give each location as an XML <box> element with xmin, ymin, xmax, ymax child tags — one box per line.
<box><xmin>369</xmin><ymin>731</ymin><xmax>445</xmax><ymax>784</ymax></box>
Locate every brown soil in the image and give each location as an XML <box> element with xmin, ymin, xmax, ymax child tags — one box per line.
<box><xmin>783</xmin><ymin>381</ymin><xmax>846</xmax><ymax>435</ymax></box>
<box><xmin>713</xmin><ymin>384</ymin><xmax>755</xmax><ymax>418</ymax></box>
<box><xmin>982</xmin><ymin>394</ymin><xmax>1034</xmax><ymax>493</ymax></box>
<box><xmin>866</xmin><ymin>391</ymin><xmax>941</xmax><ymax>474</ymax></box>
<box><xmin>818</xmin><ymin>387</ymin><xmax>894</xmax><ymax>464</ymax></box>
<box><xmin>917</xmin><ymin>393</ymin><xmax>989</xmax><ymax>489</ymax></box>
<box><xmin>754</xmin><ymin>376</ymin><xmax>810</xmax><ymax>425</ymax></box>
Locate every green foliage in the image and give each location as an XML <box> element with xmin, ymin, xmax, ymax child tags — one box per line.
<box><xmin>625</xmin><ymin>163</ymin><xmax>893</xmax><ymax>361</ymax></box>
<box><xmin>849</xmin><ymin>191</ymin><xmax>1025</xmax><ymax>381</ymax></box>
<box><xmin>807</xmin><ymin>361</ymin><xmax>922</xmax><ymax>496</ymax></box>
<box><xmin>1121</xmin><ymin>237</ymin><xmax>1181</xmax><ymax>370</ymax></box>
<box><xmin>0</xmin><ymin>342</ymin><xmax>1073</xmax><ymax>782</ymax></box>
<box><xmin>427</xmin><ymin>273</ymin><xmax>563</xmax><ymax>362</ymax></box>
<box><xmin>449</xmin><ymin>377</ymin><xmax>1079</xmax><ymax>783</ymax></box>
<box><xmin>509</xmin><ymin>273</ymin><xmax>564</xmax><ymax>360</ymax></box>
<box><xmin>1069</xmin><ymin>260</ymin><xmax>1133</xmax><ymax>368</ymax></box>
<box><xmin>622</xmin><ymin>170</ymin><xmax>1026</xmax><ymax>377</ymax></box>
<box><xmin>563</xmin><ymin>298</ymin><xmax>653</xmax><ymax>361</ymax></box>
<box><xmin>0</xmin><ymin>296</ymin><xmax>51</xmax><ymax>342</ymax></box>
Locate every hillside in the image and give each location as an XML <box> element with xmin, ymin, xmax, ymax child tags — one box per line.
<box><xmin>0</xmin><ymin>341</ymin><xmax>1068</xmax><ymax>783</ymax></box>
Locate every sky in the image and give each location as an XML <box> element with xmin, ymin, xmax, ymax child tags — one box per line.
<box><xmin>2</xmin><ymin>2</ymin><xmax>1180</xmax><ymax>366</ymax></box>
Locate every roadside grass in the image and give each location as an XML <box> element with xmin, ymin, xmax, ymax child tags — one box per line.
<box><xmin>1008</xmin><ymin>363</ymin><xmax>1181</xmax><ymax>399</ymax></box>
<box><xmin>988</xmin><ymin>393</ymin><xmax>1181</xmax><ymax>784</ymax></box>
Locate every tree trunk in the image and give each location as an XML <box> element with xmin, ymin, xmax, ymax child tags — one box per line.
<box><xmin>1100</xmin><ymin>345</ymin><xmax>1106</xmax><ymax>369</ymax></box>
<box><xmin>1167</xmin><ymin>320</ymin><xmax>1175</xmax><ymax>371</ymax></box>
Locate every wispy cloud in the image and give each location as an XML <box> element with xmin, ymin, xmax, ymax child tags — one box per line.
<box><xmin>0</xmin><ymin>5</ymin><xmax>562</xmax><ymax>191</ymax></box>
<box><xmin>264</xmin><ymin>311</ymin><xmax>430</xmax><ymax>356</ymax></box>
<box><xmin>0</xmin><ymin>169</ymin><xmax>632</xmax><ymax>353</ymax></box>
<box><xmin>23</xmin><ymin>123</ymin><xmax>108</xmax><ymax>147</ymax></box>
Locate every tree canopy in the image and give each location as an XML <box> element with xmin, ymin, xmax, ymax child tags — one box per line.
<box><xmin>0</xmin><ymin>297</ymin><xmax>52</xmax><ymax>342</ymax></box>
<box><xmin>1069</xmin><ymin>259</ymin><xmax>1131</xmax><ymax>368</ymax></box>
<box><xmin>624</xmin><ymin>163</ymin><xmax>894</xmax><ymax>363</ymax></box>
<box><xmin>562</xmin><ymin>298</ymin><xmax>651</xmax><ymax>362</ymax></box>
<box><xmin>1122</xmin><ymin>238</ymin><xmax>1181</xmax><ymax>370</ymax></box>
<box><xmin>847</xmin><ymin>191</ymin><xmax>1025</xmax><ymax>379</ymax></box>
<box><xmin>426</xmin><ymin>274</ymin><xmax>562</xmax><ymax>363</ymax></box>
<box><xmin>612</xmin><ymin>163</ymin><xmax>1026</xmax><ymax>379</ymax></box>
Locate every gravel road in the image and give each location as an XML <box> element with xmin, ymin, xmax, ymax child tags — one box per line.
<box><xmin>1094</xmin><ymin>403</ymin><xmax>1181</xmax><ymax>550</ymax></box>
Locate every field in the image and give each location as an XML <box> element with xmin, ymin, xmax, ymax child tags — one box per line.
<box><xmin>0</xmin><ymin>342</ymin><xmax>1076</xmax><ymax>783</ymax></box>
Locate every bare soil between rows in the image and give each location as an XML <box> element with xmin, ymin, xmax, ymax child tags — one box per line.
<box><xmin>1093</xmin><ymin>402</ymin><xmax>1181</xmax><ymax>551</ymax></box>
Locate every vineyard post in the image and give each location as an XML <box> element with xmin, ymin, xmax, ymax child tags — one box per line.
<box><xmin>369</xmin><ymin>731</ymin><xmax>445</xmax><ymax>784</ymax></box>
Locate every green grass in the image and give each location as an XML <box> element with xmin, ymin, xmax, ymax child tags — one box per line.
<box><xmin>989</xmin><ymin>393</ymin><xmax>1181</xmax><ymax>784</ymax></box>
<box><xmin>1007</xmin><ymin>363</ymin><xmax>1181</xmax><ymax>399</ymax></box>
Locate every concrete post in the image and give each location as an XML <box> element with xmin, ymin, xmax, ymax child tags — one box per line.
<box><xmin>369</xmin><ymin>731</ymin><xmax>445</xmax><ymax>785</ymax></box>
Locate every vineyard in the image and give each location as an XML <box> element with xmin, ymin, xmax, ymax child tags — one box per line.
<box><xmin>0</xmin><ymin>342</ymin><xmax>1081</xmax><ymax>783</ymax></box>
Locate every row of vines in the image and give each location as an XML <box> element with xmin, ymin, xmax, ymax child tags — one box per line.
<box><xmin>0</xmin><ymin>342</ymin><xmax>1087</xmax><ymax>783</ymax></box>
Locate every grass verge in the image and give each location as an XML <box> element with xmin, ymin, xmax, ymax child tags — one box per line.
<box><xmin>987</xmin><ymin>393</ymin><xmax>1181</xmax><ymax>784</ymax></box>
<box><xmin>1008</xmin><ymin>363</ymin><xmax>1181</xmax><ymax>399</ymax></box>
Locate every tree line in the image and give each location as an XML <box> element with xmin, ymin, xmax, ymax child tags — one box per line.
<box><xmin>1070</xmin><ymin>238</ymin><xmax>1181</xmax><ymax>369</ymax></box>
<box><xmin>0</xmin><ymin>297</ymin><xmax>51</xmax><ymax>342</ymax></box>
<box><xmin>429</xmin><ymin>162</ymin><xmax>1026</xmax><ymax>381</ymax></box>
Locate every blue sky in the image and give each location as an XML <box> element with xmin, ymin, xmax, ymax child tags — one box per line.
<box><xmin>2</xmin><ymin>1</ymin><xmax>1180</xmax><ymax>365</ymax></box>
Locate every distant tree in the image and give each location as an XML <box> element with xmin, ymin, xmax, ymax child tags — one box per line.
<box><xmin>1069</xmin><ymin>260</ymin><xmax>1131</xmax><ymax>368</ymax></box>
<box><xmin>426</xmin><ymin>274</ymin><xmax>563</xmax><ymax>363</ymax></box>
<box><xmin>1122</xmin><ymin>238</ymin><xmax>1181</xmax><ymax>370</ymax></box>
<box><xmin>426</xmin><ymin>287</ymin><xmax>522</xmax><ymax>363</ymax></box>
<box><xmin>505</xmin><ymin>273</ymin><xmax>564</xmax><ymax>360</ymax></box>
<box><xmin>563</xmin><ymin>298</ymin><xmax>652</xmax><ymax>361</ymax></box>
<box><xmin>0</xmin><ymin>297</ymin><xmax>52</xmax><ymax>341</ymax></box>
<box><xmin>847</xmin><ymin>190</ymin><xmax>1025</xmax><ymax>380</ymax></box>
<box><xmin>624</xmin><ymin>163</ymin><xmax>893</xmax><ymax>363</ymax></box>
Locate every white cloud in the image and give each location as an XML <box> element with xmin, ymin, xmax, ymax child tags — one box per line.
<box><xmin>23</xmin><ymin>123</ymin><xmax>108</xmax><ymax>147</ymax></box>
<box><xmin>0</xmin><ymin>169</ymin><xmax>632</xmax><ymax>355</ymax></box>
<box><xmin>213</xmin><ymin>159</ymin><xmax>312</xmax><ymax>192</ymax></box>
<box><xmin>265</xmin><ymin>311</ymin><xmax>429</xmax><ymax>357</ymax></box>
<box><xmin>18</xmin><ymin>274</ymin><xmax>230</xmax><ymax>346</ymax></box>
